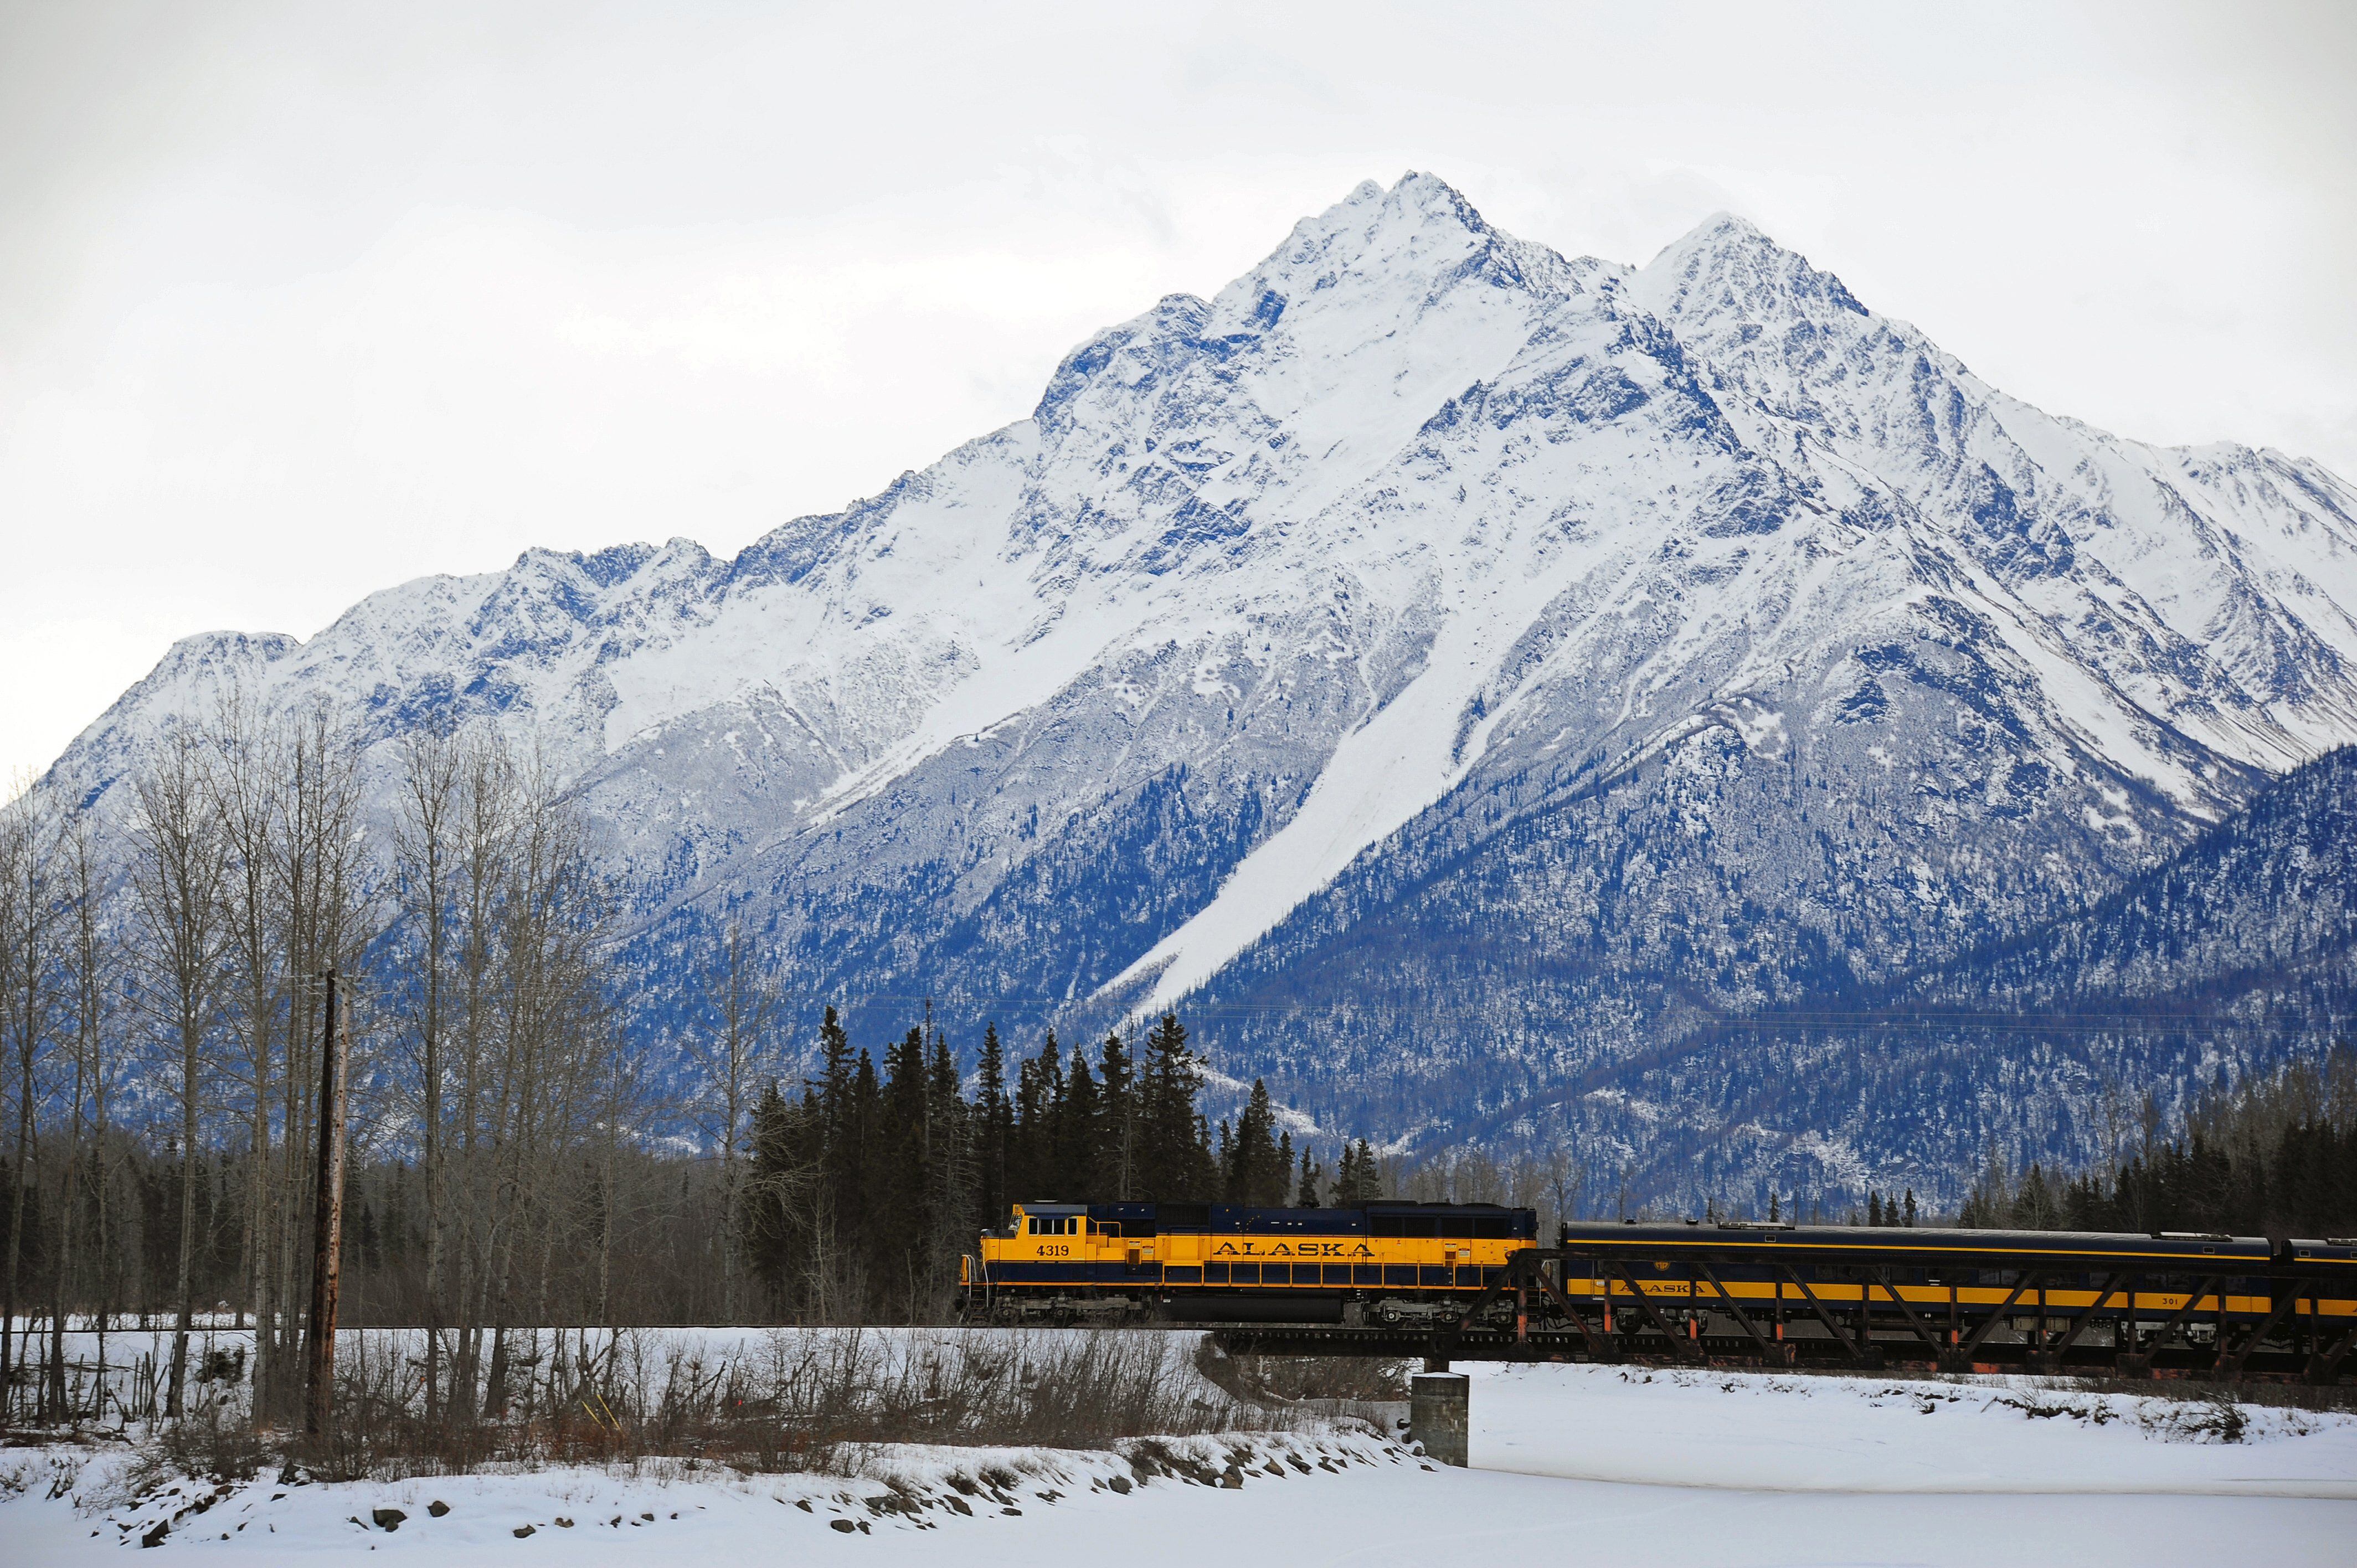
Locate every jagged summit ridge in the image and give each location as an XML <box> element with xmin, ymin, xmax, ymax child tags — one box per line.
<box><xmin>1639</xmin><ymin>210</ymin><xmax>1871</xmax><ymax>327</ymax></box>
<box><xmin>1632</xmin><ymin>204</ymin><xmax>2357</xmax><ymax>773</ymax></box>
<box><xmin>44</xmin><ymin>174</ymin><xmax>2357</xmax><ymax>1194</ymax></box>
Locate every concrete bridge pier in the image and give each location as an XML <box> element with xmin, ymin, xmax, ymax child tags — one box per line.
<box><xmin>1409</xmin><ymin>1371</ymin><xmax>1469</xmax><ymax>1467</ymax></box>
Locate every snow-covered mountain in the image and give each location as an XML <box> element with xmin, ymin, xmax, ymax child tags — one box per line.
<box><xmin>53</xmin><ymin>174</ymin><xmax>2357</xmax><ymax>1202</ymax></box>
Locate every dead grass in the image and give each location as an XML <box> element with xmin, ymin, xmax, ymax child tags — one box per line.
<box><xmin>141</xmin><ymin>1328</ymin><xmax>1312</xmax><ymax>1483</ymax></box>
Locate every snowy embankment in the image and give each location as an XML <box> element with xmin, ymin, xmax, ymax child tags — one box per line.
<box><xmin>0</xmin><ymin>1430</ymin><xmax>1412</xmax><ymax>1564</ymax></box>
<box><xmin>6</xmin><ymin>1354</ymin><xmax>2357</xmax><ymax>1566</ymax></box>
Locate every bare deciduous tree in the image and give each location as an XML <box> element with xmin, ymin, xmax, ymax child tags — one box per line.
<box><xmin>126</xmin><ymin>733</ymin><xmax>230</xmax><ymax>1416</ymax></box>
<box><xmin>0</xmin><ymin>782</ymin><xmax>60</xmax><ymax>1403</ymax></box>
<box><xmin>690</xmin><ymin>921</ymin><xmax>783</xmax><ymax>1316</ymax></box>
<box><xmin>392</xmin><ymin>724</ymin><xmax>463</xmax><ymax>1425</ymax></box>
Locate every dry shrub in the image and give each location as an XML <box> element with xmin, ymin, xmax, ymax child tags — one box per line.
<box><xmin>152</xmin><ymin>1405</ymin><xmax>272</xmax><ymax>1484</ymax></box>
<box><xmin>207</xmin><ymin>1328</ymin><xmax>1294</xmax><ymax>1482</ymax></box>
<box><xmin>2055</xmin><ymin>1373</ymin><xmax>2357</xmax><ymax>1416</ymax></box>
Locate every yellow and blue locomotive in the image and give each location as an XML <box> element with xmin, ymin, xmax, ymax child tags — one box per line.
<box><xmin>964</xmin><ymin>1199</ymin><xmax>1538</xmax><ymax>1324</ymax></box>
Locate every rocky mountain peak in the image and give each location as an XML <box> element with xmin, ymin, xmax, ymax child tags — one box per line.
<box><xmin>1633</xmin><ymin>209</ymin><xmax>1871</xmax><ymax>336</ymax></box>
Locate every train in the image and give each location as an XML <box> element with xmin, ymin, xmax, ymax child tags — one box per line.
<box><xmin>963</xmin><ymin>1200</ymin><xmax>2357</xmax><ymax>1379</ymax></box>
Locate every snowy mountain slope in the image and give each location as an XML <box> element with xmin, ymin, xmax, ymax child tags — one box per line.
<box><xmin>1632</xmin><ymin>216</ymin><xmax>2357</xmax><ymax>767</ymax></box>
<box><xmin>47</xmin><ymin>174</ymin><xmax>2357</xmax><ymax>1194</ymax></box>
<box><xmin>1454</xmin><ymin>743</ymin><xmax>2357</xmax><ymax>1214</ymax></box>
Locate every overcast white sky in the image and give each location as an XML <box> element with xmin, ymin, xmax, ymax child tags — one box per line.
<box><xmin>3</xmin><ymin>0</ymin><xmax>2353</xmax><ymax>786</ymax></box>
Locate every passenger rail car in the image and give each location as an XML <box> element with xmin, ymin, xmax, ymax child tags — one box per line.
<box><xmin>963</xmin><ymin>1200</ymin><xmax>1537</xmax><ymax>1324</ymax></box>
<box><xmin>1522</xmin><ymin>1223</ymin><xmax>2357</xmax><ymax>1379</ymax></box>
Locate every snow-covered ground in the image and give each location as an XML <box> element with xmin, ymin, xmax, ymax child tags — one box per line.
<box><xmin>5</xmin><ymin>1361</ymin><xmax>2354</xmax><ymax>1565</ymax></box>
<box><xmin>1469</xmin><ymin>1361</ymin><xmax>2357</xmax><ymax>1497</ymax></box>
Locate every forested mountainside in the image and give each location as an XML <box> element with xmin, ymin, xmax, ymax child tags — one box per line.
<box><xmin>1471</xmin><ymin>745</ymin><xmax>2357</xmax><ymax>1213</ymax></box>
<box><xmin>41</xmin><ymin>173</ymin><xmax>2357</xmax><ymax>1206</ymax></box>
<box><xmin>1909</xmin><ymin>742</ymin><xmax>2357</xmax><ymax>1013</ymax></box>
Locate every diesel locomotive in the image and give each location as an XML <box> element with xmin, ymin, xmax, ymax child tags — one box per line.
<box><xmin>965</xmin><ymin>1199</ymin><xmax>1536</xmax><ymax>1325</ymax></box>
<box><xmin>963</xmin><ymin>1200</ymin><xmax>2357</xmax><ymax>1379</ymax></box>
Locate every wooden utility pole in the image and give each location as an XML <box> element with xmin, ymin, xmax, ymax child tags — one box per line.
<box><xmin>302</xmin><ymin>966</ymin><xmax>349</xmax><ymax>1439</ymax></box>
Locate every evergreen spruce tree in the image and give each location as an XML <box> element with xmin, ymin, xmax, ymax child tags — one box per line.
<box><xmin>1034</xmin><ymin>1029</ymin><xmax>1068</xmax><ymax>1195</ymax></box>
<box><xmin>1010</xmin><ymin>1030</ymin><xmax>1064</xmax><ymax>1203</ymax></box>
<box><xmin>1902</xmin><ymin>1188</ymin><xmax>1917</xmax><ymax>1227</ymax></box>
<box><xmin>1011</xmin><ymin>1056</ymin><xmax>1041</xmax><ymax>1201</ymax></box>
<box><xmin>924</xmin><ymin>1022</ymin><xmax>972</xmax><ymax>1305</ymax></box>
<box><xmin>1057</xmin><ymin>1056</ymin><xmax>1102</xmax><ymax>1198</ymax></box>
<box><xmin>819</xmin><ymin>1006</ymin><xmax>853</xmax><ymax>1133</ymax></box>
<box><xmin>878</xmin><ymin>1027</ymin><xmax>933</xmax><ymax>1313</ymax></box>
<box><xmin>1140</xmin><ymin>1013</ymin><xmax>1215</xmax><ymax>1200</ymax></box>
<box><xmin>815</xmin><ymin>1005</ymin><xmax>860</xmax><ymax>1258</ymax></box>
<box><xmin>1867</xmin><ymin>1191</ymin><xmax>1884</xmax><ymax>1227</ymax></box>
<box><xmin>1227</xmin><ymin>1080</ymin><xmax>1288</xmax><ymax>1204</ymax></box>
<box><xmin>883</xmin><ymin>1025</ymin><xmax>928</xmax><ymax>1164</ymax></box>
<box><xmin>847</xmin><ymin>1048</ymin><xmax>884</xmax><ymax>1308</ymax></box>
<box><xmin>975</xmin><ymin>1023</ymin><xmax>1011</xmax><ymax>1226</ymax></box>
<box><xmin>1334</xmin><ymin>1138</ymin><xmax>1382</xmax><ymax>1206</ymax></box>
<box><xmin>1296</xmin><ymin>1148</ymin><xmax>1321</xmax><ymax>1207</ymax></box>
<box><xmin>1097</xmin><ymin>1029</ymin><xmax>1135</xmax><ymax>1199</ymax></box>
